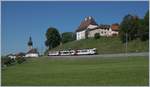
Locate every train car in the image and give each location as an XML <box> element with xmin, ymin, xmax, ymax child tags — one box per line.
<box><xmin>48</xmin><ymin>51</ymin><xmax>60</xmax><ymax>56</ymax></box>
<box><xmin>76</xmin><ymin>48</ymin><xmax>97</xmax><ymax>55</ymax></box>
<box><xmin>91</xmin><ymin>48</ymin><xmax>97</xmax><ymax>54</ymax></box>
<box><xmin>60</xmin><ymin>50</ymin><xmax>76</xmax><ymax>56</ymax></box>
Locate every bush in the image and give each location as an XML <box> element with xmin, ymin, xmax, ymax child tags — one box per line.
<box><xmin>16</xmin><ymin>57</ymin><xmax>26</xmax><ymax>64</ymax></box>
<box><xmin>61</xmin><ymin>32</ymin><xmax>76</xmax><ymax>43</ymax></box>
<box><xmin>140</xmin><ymin>32</ymin><xmax>149</xmax><ymax>41</ymax></box>
<box><xmin>1</xmin><ymin>57</ymin><xmax>16</xmax><ymax>67</ymax></box>
<box><xmin>94</xmin><ymin>33</ymin><xmax>100</xmax><ymax>39</ymax></box>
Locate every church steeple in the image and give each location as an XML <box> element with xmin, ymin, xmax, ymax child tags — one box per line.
<box><xmin>28</xmin><ymin>36</ymin><xmax>33</xmax><ymax>50</ymax></box>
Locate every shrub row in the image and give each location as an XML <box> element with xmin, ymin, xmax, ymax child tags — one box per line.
<box><xmin>1</xmin><ymin>56</ymin><xmax>26</xmax><ymax>68</ymax></box>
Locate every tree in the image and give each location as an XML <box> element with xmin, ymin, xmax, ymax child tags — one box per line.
<box><xmin>120</xmin><ymin>14</ymin><xmax>140</xmax><ymax>43</ymax></box>
<box><xmin>143</xmin><ymin>11</ymin><xmax>149</xmax><ymax>40</ymax></box>
<box><xmin>144</xmin><ymin>11</ymin><xmax>149</xmax><ymax>26</ymax></box>
<box><xmin>45</xmin><ymin>27</ymin><xmax>61</xmax><ymax>50</ymax></box>
<box><xmin>138</xmin><ymin>11</ymin><xmax>149</xmax><ymax>41</ymax></box>
<box><xmin>94</xmin><ymin>33</ymin><xmax>100</xmax><ymax>39</ymax></box>
<box><xmin>61</xmin><ymin>32</ymin><xmax>75</xmax><ymax>43</ymax></box>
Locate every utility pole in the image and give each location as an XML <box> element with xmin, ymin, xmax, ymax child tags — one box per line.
<box><xmin>125</xmin><ymin>33</ymin><xmax>128</xmax><ymax>55</ymax></box>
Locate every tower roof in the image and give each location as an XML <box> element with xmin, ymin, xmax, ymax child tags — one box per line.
<box><xmin>28</xmin><ymin>36</ymin><xmax>33</xmax><ymax>46</ymax></box>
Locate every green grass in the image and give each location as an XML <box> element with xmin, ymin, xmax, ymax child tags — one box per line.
<box><xmin>52</xmin><ymin>37</ymin><xmax>149</xmax><ymax>54</ymax></box>
<box><xmin>2</xmin><ymin>56</ymin><xmax>149</xmax><ymax>86</ymax></box>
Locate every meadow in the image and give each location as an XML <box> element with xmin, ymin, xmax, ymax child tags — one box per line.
<box><xmin>2</xmin><ymin>56</ymin><xmax>149</xmax><ymax>86</ymax></box>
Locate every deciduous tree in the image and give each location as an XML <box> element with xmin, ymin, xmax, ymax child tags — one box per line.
<box><xmin>45</xmin><ymin>27</ymin><xmax>61</xmax><ymax>49</ymax></box>
<box><xmin>120</xmin><ymin>14</ymin><xmax>140</xmax><ymax>43</ymax></box>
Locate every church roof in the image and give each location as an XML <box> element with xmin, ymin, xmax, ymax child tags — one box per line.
<box><xmin>27</xmin><ymin>48</ymin><xmax>38</xmax><ymax>54</ymax></box>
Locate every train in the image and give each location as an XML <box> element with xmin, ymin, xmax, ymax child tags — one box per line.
<box><xmin>48</xmin><ymin>48</ymin><xmax>97</xmax><ymax>56</ymax></box>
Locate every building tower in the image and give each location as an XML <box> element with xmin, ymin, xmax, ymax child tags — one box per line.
<box><xmin>28</xmin><ymin>36</ymin><xmax>33</xmax><ymax>50</ymax></box>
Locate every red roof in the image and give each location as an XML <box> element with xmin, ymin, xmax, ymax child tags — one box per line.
<box><xmin>111</xmin><ymin>24</ymin><xmax>119</xmax><ymax>31</ymax></box>
<box><xmin>76</xmin><ymin>16</ymin><xmax>98</xmax><ymax>32</ymax></box>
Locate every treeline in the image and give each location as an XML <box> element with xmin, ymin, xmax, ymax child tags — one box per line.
<box><xmin>120</xmin><ymin>11</ymin><xmax>149</xmax><ymax>43</ymax></box>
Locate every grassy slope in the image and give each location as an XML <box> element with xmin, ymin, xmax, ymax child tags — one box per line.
<box><xmin>2</xmin><ymin>56</ymin><xmax>149</xmax><ymax>86</ymax></box>
<box><xmin>52</xmin><ymin>37</ymin><xmax>149</xmax><ymax>54</ymax></box>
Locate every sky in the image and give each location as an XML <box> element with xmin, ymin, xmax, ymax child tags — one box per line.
<box><xmin>1</xmin><ymin>1</ymin><xmax>149</xmax><ymax>55</ymax></box>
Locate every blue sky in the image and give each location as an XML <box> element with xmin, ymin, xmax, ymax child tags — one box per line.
<box><xmin>1</xmin><ymin>1</ymin><xmax>149</xmax><ymax>55</ymax></box>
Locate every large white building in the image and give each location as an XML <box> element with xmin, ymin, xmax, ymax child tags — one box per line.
<box><xmin>76</xmin><ymin>16</ymin><xmax>119</xmax><ymax>40</ymax></box>
<box><xmin>87</xmin><ymin>24</ymin><xmax>119</xmax><ymax>37</ymax></box>
<box><xmin>76</xmin><ymin>30</ymin><xmax>87</xmax><ymax>40</ymax></box>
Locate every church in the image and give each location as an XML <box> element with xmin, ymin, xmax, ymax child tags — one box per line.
<box><xmin>75</xmin><ymin>16</ymin><xmax>119</xmax><ymax>40</ymax></box>
<box><xmin>25</xmin><ymin>37</ymin><xmax>39</xmax><ymax>58</ymax></box>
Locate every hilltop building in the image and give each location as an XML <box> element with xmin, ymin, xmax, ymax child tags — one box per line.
<box><xmin>76</xmin><ymin>16</ymin><xmax>119</xmax><ymax>40</ymax></box>
<box><xmin>25</xmin><ymin>37</ymin><xmax>39</xmax><ymax>57</ymax></box>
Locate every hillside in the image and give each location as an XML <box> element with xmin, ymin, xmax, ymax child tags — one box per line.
<box><xmin>51</xmin><ymin>37</ymin><xmax>149</xmax><ymax>54</ymax></box>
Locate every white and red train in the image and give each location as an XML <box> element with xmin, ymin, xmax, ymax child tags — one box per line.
<box><xmin>48</xmin><ymin>48</ymin><xmax>97</xmax><ymax>56</ymax></box>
